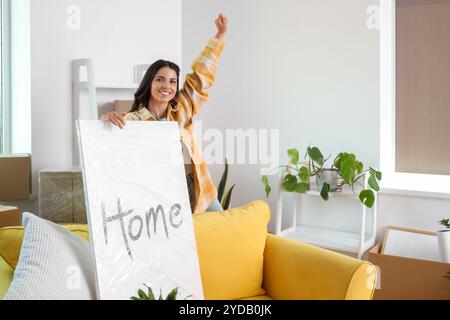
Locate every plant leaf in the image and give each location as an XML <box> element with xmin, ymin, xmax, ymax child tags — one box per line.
<box><xmin>333</xmin><ymin>153</ymin><xmax>344</xmax><ymax>170</ymax></box>
<box><xmin>138</xmin><ymin>289</ymin><xmax>147</xmax><ymax>300</ymax></box>
<box><xmin>298</xmin><ymin>166</ymin><xmax>310</xmax><ymax>183</ymax></box>
<box><xmin>283</xmin><ymin>174</ymin><xmax>297</xmax><ymax>192</ymax></box>
<box><xmin>144</xmin><ymin>284</ymin><xmax>155</xmax><ymax>300</ymax></box>
<box><xmin>217</xmin><ymin>158</ymin><xmax>228</xmax><ymax>203</ymax></box>
<box><xmin>369</xmin><ymin>167</ymin><xmax>382</xmax><ymax>180</ymax></box>
<box><xmin>294</xmin><ymin>182</ymin><xmax>309</xmax><ymax>193</ymax></box>
<box><xmin>340</xmin><ymin>155</ymin><xmax>356</xmax><ymax>183</ymax></box>
<box><xmin>262</xmin><ymin>175</ymin><xmax>271</xmax><ymax>198</ymax></box>
<box><xmin>439</xmin><ymin>219</ymin><xmax>450</xmax><ymax>229</ymax></box>
<box><xmin>287</xmin><ymin>148</ymin><xmax>300</xmax><ymax>165</ymax></box>
<box><xmin>221</xmin><ymin>184</ymin><xmax>236</xmax><ymax>210</ymax></box>
<box><xmin>356</xmin><ymin>161</ymin><xmax>363</xmax><ymax>174</ymax></box>
<box><xmin>368</xmin><ymin>174</ymin><xmax>380</xmax><ymax>192</ymax></box>
<box><xmin>320</xmin><ymin>183</ymin><xmax>330</xmax><ymax>201</ymax></box>
<box><xmin>166</xmin><ymin>287</ymin><xmax>179</xmax><ymax>300</ymax></box>
<box><xmin>359</xmin><ymin>190</ymin><xmax>375</xmax><ymax>208</ymax></box>
<box><xmin>130</xmin><ymin>296</ymin><xmax>141</xmax><ymax>300</ymax></box>
<box><xmin>307</xmin><ymin>147</ymin><xmax>324</xmax><ymax>166</ymax></box>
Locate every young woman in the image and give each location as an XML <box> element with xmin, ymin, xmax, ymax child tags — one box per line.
<box><xmin>101</xmin><ymin>14</ymin><xmax>228</xmax><ymax>213</ymax></box>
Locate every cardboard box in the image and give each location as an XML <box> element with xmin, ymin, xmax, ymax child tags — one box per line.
<box><xmin>113</xmin><ymin>100</ymin><xmax>133</xmax><ymax>113</ymax></box>
<box><xmin>0</xmin><ymin>206</ymin><xmax>21</xmax><ymax>228</ymax></box>
<box><xmin>0</xmin><ymin>154</ymin><xmax>31</xmax><ymax>201</ymax></box>
<box><xmin>369</xmin><ymin>244</ymin><xmax>450</xmax><ymax>300</ymax></box>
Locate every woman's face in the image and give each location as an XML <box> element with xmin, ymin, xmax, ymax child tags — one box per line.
<box><xmin>150</xmin><ymin>66</ymin><xmax>178</xmax><ymax>105</ymax></box>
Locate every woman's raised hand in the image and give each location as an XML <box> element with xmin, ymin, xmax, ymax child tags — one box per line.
<box><xmin>100</xmin><ymin>111</ymin><xmax>127</xmax><ymax>129</ymax></box>
<box><xmin>215</xmin><ymin>14</ymin><xmax>228</xmax><ymax>41</ymax></box>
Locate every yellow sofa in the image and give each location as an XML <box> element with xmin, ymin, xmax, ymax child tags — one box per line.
<box><xmin>0</xmin><ymin>201</ymin><xmax>376</xmax><ymax>300</ymax></box>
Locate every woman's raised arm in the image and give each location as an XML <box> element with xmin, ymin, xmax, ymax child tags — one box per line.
<box><xmin>177</xmin><ymin>14</ymin><xmax>228</xmax><ymax>119</ymax></box>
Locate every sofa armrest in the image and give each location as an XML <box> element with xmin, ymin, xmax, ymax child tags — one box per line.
<box><xmin>263</xmin><ymin>234</ymin><xmax>376</xmax><ymax>300</ymax></box>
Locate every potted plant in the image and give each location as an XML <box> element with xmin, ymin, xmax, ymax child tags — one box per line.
<box><xmin>437</xmin><ymin>218</ymin><xmax>450</xmax><ymax>263</ymax></box>
<box><xmin>262</xmin><ymin>146</ymin><xmax>382</xmax><ymax>209</ymax></box>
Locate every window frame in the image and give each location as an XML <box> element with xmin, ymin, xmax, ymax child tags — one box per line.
<box><xmin>380</xmin><ymin>0</ymin><xmax>450</xmax><ymax>199</ymax></box>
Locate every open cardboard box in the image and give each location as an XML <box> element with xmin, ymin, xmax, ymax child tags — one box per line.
<box><xmin>0</xmin><ymin>206</ymin><xmax>21</xmax><ymax>228</ymax></box>
<box><xmin>369</xmin><ymin>244</ymin><xmax>450</xmax><ymax>300</ymax></box>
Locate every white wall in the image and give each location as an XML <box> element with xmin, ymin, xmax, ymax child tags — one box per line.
<box><xmin>182</xmin><ymin>0</ymin><xmax>450</xmax><ymax>240</ymax></box>
<box><xmin>30</xmin><ymin>0</ymin><xmax>182</xmax><ymax>210</ymax></box>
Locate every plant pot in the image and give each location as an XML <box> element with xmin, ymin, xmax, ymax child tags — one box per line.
<box><xmin>437</xmin><ymin>230</ymin><xmax>450</xmax><ymax>263</ymax></box>
<box><xmin>315</xmin><ymin>169</ymin><xmax>340</xmax><ymax>192</ymax></box>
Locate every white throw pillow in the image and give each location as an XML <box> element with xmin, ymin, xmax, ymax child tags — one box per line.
<box><xmin>4</xmin><ymin>212</ymin><xmax>96</xmax><ymax>300</ymax></box>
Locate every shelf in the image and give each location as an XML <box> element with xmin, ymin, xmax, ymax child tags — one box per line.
<box><xmin>96</xmin><ymin>83</ymin><xmax>138</xmax><ymax>89</ymax></box>
<box><xmin>300</xmin><ymin>189</ymin><xmax>360</xmax><ymax>200</ymax></box>
<box><xmin>78</xmin><ymin>82</ymin><xmax>138</xmax><ymax>90</ymax></box>
<box><xmin>280</xmin><ymin>225</ymin><xmax>375</xmax><ymax>253</ymax></box>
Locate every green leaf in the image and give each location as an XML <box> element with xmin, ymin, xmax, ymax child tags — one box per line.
<box><xmin>439</xmin><ymin>219</ymin><xmax>450</xmax><ymax>229</ymax></box>
<box><xmin>294</xmin><ymin>182</ymin><xmax>309</xmax><ymax>193</ymax></box>
<box><xmin>283</xmin><ymin>174</ymin><xmax>297</xmax><ymax>192</ymax></box>
<box><xmin>368</xmin><ymin>174</ymin><xmax>380</xmax><ymax>192</ymax></box>
<box><xmin>369</xmin><ymin>167</ymin><xmax>382</xmax><ymax>180</ymax></box>
<box><xmin>307</xmin><ymin>147</ymin><xmax>324</xmax><ymax>166</ymax></box>
<box><xmin>359</xmin><ymin>190</ymin><xmax>375</xmax><ymax>208</ymax></box>
<box><xmin>138</xmin><ymin>289</ymin><xmax>147</xmax><ymax>300</ymax></box>
<box><xmin>159</xmin><ymin>289</ymin><xmax>164</xmax><ymax>300</ymax></box>
<box><xmin>217</xmin><ymin>158</ymin><xmax>229</xmax><ymax>203</ymax></box>
<box><xmin>356</xmin><ymin>161</ymin><xmax>363</xmax><ymax>174</ymax></box>
<box><xmin>130</xmin><ymin>296</ymin><xmax>140</xmax><ymax>300</ymax></box>
<box><xmin>340</xmin><ymin>155</ymin><xmax>356</xmax><ymax>183</ymax></box>
<box><xmin>262</xmin><ymin>175</ymin><xmax>271</xmax><ymax>198</ymax></box>
<box><xmin>221</xmin><ymin>184</ymin><xmax>236</xmax><ymax>210</ymax></box>
<box><xmin>298</xmin><ymin>166</ymin><xmax>310</xmax><ymax>183</ymax></box>
<box><xmin>144</xmin><ymin>284</ymin><xmax>155</xmax><ymax>300</ymax></box>
<box><xmin>166</xmin><ymin>288</ymin><xmax>179</xmax><ymax>300</ymax></box>
<box><xmin>333</xmin><ymin>153</ymin><xmax>344</xmax><ymax>170</ymax></box>
<box><xmin>288</xmin><ymin>148</ymin><xmax>300</xmax><ymax>165</ymax></box>
<box><xmin>320</xmin><ymin>183</ymin><xmax>330</xmax><ymax>201</ymax></box>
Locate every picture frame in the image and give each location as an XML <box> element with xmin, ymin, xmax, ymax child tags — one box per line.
<box><xmin>381</xmin><ymin>226</ymin><xmax>441</xmax><ymax>262</ymax></box>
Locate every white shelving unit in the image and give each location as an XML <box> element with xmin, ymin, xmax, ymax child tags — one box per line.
<box><xmin>275</xmin><ymin>167</ymin><xmax>377</xmax><ymax>259</ymax></box>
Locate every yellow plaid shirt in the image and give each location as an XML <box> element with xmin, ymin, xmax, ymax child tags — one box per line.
<box><xmin>125</xmin><ymin>38</ymin><xmax>224</xmax><ymax>213</ymax></box>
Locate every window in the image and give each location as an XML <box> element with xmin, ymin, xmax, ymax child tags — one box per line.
<box><xmin>396</xmin><ymin>0</ymin><xmax>450</xmax><ymax>176</ymax></box>
<box><xmin>380</xmin><ymin>0</ymin><xmax>450</xmax><ymax>197</ymax></box>
<box><xmin>1</xmin><ymin>0</ymin><xmax>11</xmax><ymax>155</ymax></box>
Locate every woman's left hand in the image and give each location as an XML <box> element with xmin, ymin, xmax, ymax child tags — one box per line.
<box><xmin>215</xmin><ymin>14</ymin><xmax>228</xmax><ymax>41</ymax></box>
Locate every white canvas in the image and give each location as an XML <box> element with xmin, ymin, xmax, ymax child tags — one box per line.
<box><xmin>77</xmin><ymin>120</ymin><xmax>204</xmax><ymax>300</ymax></box>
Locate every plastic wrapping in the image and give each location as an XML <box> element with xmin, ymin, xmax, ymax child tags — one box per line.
<box><xmin>77</xmin><ymin>120</ymin><xmax>204</xmax><ymax>300</ymax></box>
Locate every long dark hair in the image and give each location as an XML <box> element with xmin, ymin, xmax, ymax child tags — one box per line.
<box><xmin>130</xmin><ymin>60</ymin><xmax>180</xmax><ymax>113</ymax></box>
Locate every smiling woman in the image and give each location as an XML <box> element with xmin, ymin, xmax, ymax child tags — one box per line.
<box><xmin>101</xmin><ymin>14</ymin><xmax>229</xmax><ymax>214</ymax></box>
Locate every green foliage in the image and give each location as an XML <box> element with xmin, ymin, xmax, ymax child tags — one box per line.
<box><xmin>217</xmin><ymin>158</ymin><xmax>235</xmax><ymax>210</ymax></box>
<box><xmin>262</xmin><ymin>176</ymin><xmax>271</xmax><ymax>198</ymax></box>
<box><xmin>445</xmin><ymin>271</ymin><xmax>450</xmax><ymax>280</ymax></box>
<box><xmin>261</xmin><ymin>146</ymin><xmax>382</xmax><ymax>209</ymax></box>
<box><xmin>439</xmin><ymin>218</ymin><xmax>450</xmax><ymax>229</ymax></box>
<box><xmin>130</xmin><ymin>285</ymin><xmax>192</xmax><ymax>300</ymax></box>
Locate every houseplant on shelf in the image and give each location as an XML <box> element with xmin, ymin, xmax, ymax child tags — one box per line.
<box><xmin>262</xmin><ymin>146</ymin><xmax>382</xmax><ymax>209</ymax></box>
<box><xmin>437</xmin><ymin>218</ymin><xmax>450</xmax><ymax>263</ymax></box>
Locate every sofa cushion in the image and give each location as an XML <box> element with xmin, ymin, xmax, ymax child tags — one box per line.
<box><xmin>3</xmin><ymin>213</ymin><xmax>96</xmax><ymax>300</ymax></box>
<box><xmin>0</xmin><ymin>224</ymin><xmax>89</xmax><ymax>269</ymax></box>
<box><xmin>193</xmin><ymin>200</ymin><xmax>270</xmax><ymax>300</ymax></box>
